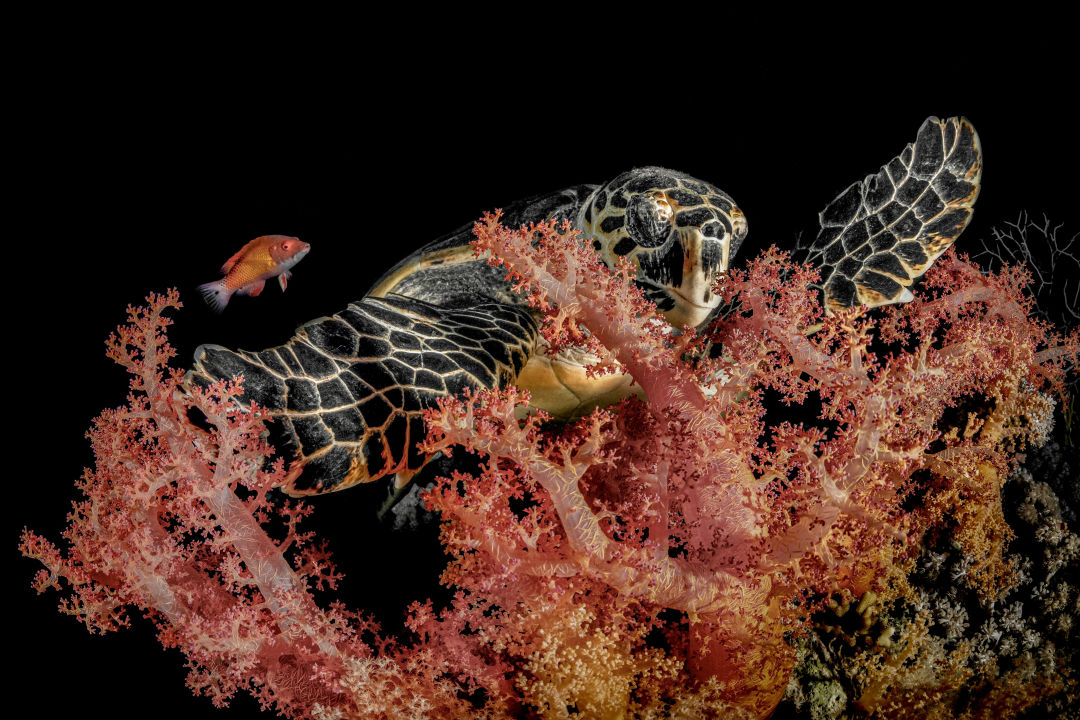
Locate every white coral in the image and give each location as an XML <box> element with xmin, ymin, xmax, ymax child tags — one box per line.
<box><xmin>999</xmin><ymin>601</ymin><xmax>1025</xmax><ymax>633</ymax></box>
<box><xmin>935</xmin><ymin>598</ymin><xmax>969</xmax><ymax>639</ymax></box>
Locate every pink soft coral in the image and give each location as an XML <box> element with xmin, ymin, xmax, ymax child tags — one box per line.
<box><xmin>415</xmin><ymin>213</ymin><xmax>1078</xmax><ymax>716</ymax></box>
<box><xmin>18</xmin><ymin>292</ymin><xmax>485</xmax><ymax>719</ymax></box>
<box><xmin>23</xmin><ymin>214</ymin><xmax>1078</xmax><ymax>719</ymax></box>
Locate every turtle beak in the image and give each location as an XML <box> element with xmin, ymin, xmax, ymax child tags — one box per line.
<box><xmin>685</xmin><ymin>227</ymin><xmax>727</xmax><ymax>305</ymax></box>
<box><xmin>644</xmin><ymin>228</ymin><xmax>720</xmax><ymax>328</ymax></box>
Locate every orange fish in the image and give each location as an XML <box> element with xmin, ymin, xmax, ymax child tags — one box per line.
<box><xmin>199</xmin><ymin>235</ymin><xmax>311</xmax><ymax>312</ymax></box>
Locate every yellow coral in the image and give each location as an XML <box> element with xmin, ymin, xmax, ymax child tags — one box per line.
<box><xmin>516</xmin><ymin>605</ymin><xmax>681</xmax><ymax>719</ymax></box>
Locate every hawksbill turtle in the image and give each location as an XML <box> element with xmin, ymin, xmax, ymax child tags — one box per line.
<box><xmin>188</xmin><ymin>116</ymin><xmax>982</xmax><ymax>498</ymax></box>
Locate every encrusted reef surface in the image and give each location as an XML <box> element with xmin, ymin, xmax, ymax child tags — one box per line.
<box><xmin>775</xmin><ymin>414</ymin><xmax>1078</xmax><ymax>720</ymax></box>
<box><xmin>774</xmin><ymin>215</ymin><xmax>1079</xmax><ymax>720</ymax></box>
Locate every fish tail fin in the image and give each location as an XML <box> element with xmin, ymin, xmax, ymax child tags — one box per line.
<box><xmin>198</xmin><ymin>279</ymin><xmax>230</xmax><ymax>312</ymax></box>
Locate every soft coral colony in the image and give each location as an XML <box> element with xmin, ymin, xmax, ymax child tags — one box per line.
<box><xmin>22</xmin><ymin>155</ymin><xmax>1080</xmax><ymax>716</ymax></box>
<box><xmin>419</xmin><ymin>216</ymin><xmax>1079</xmax><ymax>718</ymax></box>
<box><xmin>22</xmin><ymin>212</ymin><xmax>1079</xmax><ymax>718</ymax></box>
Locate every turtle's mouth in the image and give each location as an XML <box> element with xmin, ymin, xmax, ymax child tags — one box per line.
<box><xmin>668</xmin><ymin>286</ymin><xmax>714</xmax><ymax>311</ymax></box>
<box><xmin>636</xmin><ymin>281</ymin><xmax>709</xmax><ymax>309</ymax></box>
<box><xmin>666</xmin><ymin>288</ymin><xmax>719</xmax><ymax>328</ymax></box>
<box><xmin>638</xmin><ymin>282</ymin><xmax>719</xmax><ymax>329</ymax></box>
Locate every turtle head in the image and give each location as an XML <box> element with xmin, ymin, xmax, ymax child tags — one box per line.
<box><xmin>577</xmin><ymin>167</ymin><xmax>747</xmax><ymax>328</ymax></box>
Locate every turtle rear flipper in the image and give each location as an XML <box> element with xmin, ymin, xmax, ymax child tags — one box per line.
<box><xmin>808</xmin><ymin>116</ymin><xmax>983</xmax><ymax>313</ymax></box>
<box><xmin>188</xmin><ymin>295</ymin><xmax>537</xmax><ymax>496</ymax></box>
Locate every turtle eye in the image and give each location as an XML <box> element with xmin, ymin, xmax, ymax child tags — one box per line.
<box><xmin>625</xmin><ymin>194</ymin><xmax>673</xmax><ymax>249</ymax></box>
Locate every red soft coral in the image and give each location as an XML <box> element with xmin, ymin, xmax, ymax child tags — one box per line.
<box><xmin>19</xmin><ymin>291</ymin><xmax>484</xmax><ymax>719</ymax></box>
<box><xmin>419</xmin><ymin>215</ymin><xmax>1078</xmax><ymax>717</ymax></box>
<box><xmin>24</xmin><ymin>215</ymin><xmax>1079</xmax><ymax>719</ymax></box>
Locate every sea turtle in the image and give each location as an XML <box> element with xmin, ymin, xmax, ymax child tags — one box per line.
<box><xmin>189</xmin><ymin>116</ymin><xmax>982</xmax><ymax>498</ymax></box>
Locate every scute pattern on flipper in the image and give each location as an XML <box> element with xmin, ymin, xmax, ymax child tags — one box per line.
<box><xmin>808</xmin><ymin>116</ymin><xmax>982</xmax><ymax>312</ymax></box>
<box><xmin>189</xmin><ymin>295</ymin><xmax>537</xmax><ymax>496</ymax></box>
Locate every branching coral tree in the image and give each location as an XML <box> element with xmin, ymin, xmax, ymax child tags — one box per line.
<box><xmin>22</xmin><ymin>214</ymin><xmax>1078</xmax><ymax>719</ymax></box>
<box><xmin>19</xmin><ymin>292</ymin><xmax>491</xmax><ymax>719</ymax></box>
<box><xmin>416</xmin><ymin>213</ymin><xmax>1078</xmax><ymax>717</ymax></box>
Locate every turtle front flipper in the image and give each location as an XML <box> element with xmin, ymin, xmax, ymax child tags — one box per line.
<box><xmin>188</xmin><ymin>295</ymin><xmax>537</xmax><ymax>496</ymax></box>
<box><xmin>807</xmin><ymin>116</ymin><xmax>983</xmax><ymax>313</ymax></box>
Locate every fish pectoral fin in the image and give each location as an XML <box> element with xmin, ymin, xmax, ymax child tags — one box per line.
<box><xmin>240</xmin><ymin>279</ymin><xmax>267</xmax><ymax>297</ymax></box>
<box><xmin>278</xmin><ymin>271</ymin><xmax>291</xmax><ymax>292</ymax></box>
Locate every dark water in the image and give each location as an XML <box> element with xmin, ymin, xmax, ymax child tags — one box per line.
<box><xmin>12</xmin><ymin>63</ymin><xmax>1076</xmax><ymax>719</ymax></box>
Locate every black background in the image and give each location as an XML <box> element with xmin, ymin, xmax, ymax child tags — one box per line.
<box><xmin>10</xmin><ymin>38</ymin><xmax>1075</xmax><ymax>719</ymax></box>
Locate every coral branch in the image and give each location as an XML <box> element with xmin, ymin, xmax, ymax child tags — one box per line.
<box><xmin>25</xmin><ymin>213</ymin><xmax>1079</xmax><ymax>719</ymax></box>
<box><xmin>20</xmin><ymin>291</ymin><xmax>483</xmax><ymax>718</ymax></box>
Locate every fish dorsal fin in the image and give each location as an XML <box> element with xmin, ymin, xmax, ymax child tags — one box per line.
<box><xmin>221</xmin><ymin>245</ymin><xmax>248</xmax><ymax>275</ymax></box>
<box><xmin>221</xmin><ymin>236</ymin><xmax>271</xmax><ymax>274</ymax></box>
